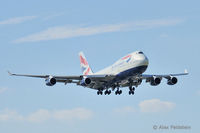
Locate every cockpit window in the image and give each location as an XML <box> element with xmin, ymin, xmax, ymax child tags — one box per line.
<box><xmin>138</xmin><ymin>51</ymin><xmax>143</xmax><ymax>54</ymax></box>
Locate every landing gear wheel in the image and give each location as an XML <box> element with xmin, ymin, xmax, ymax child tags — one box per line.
<box><xmin>104</xmin><ymin>90</ymin><xmax>107</xmax><ymax>95</ymax></box>
<box><xmin>115</xmin><ymin>89</ymin><xmax>122</xmax><ymax>95</ymax></box>
<box><xmin>104</xmin><ymin>90</ymin><xmax>111</xmax><ymax>95</ymax></box>
<box><xmin>128</xmin><ymin>90</ymin><xmax>135</xmax><ymax>95</ymax></box>
<box><xmin>129</xmin><ymin>86</ymin><xmax>132</xmax><ymax>90</ymax></box>
<box><xmin>104</xmin><ymin>90</ymin><xmax>109</xmax><ymax>95</ymax></box>
<box><xmin>97</xmin><ymin>90</ymin><xmax>103</xmax><ymax>95</ymax></box>
<box><xmin>128</xmin><ymin>86</ymin><xmax>135</xmax><ymax>95</ymax></box>
<box><xmin>119</xmin><ymin>90</ymin><xmax>122</xmax><ymax>94</ymax></box>
<box><xmin>129</xmin><ymin>86</ymin><xmax>135</xmax><ymax>91</ymax></box>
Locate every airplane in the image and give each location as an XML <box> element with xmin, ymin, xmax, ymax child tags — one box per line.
<box><xmin>8</xmin><ymin>51</ymin><xmax>188</xmax><ymax>95</ymax></box>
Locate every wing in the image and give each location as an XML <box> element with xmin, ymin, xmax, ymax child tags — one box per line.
<box><xmin>117</xmin><ymin>69</ymin><xmax>189</xmax><ymax>87</ymax></box>
<box><xmin>138</xmin><ymin>69</ymin><xmax>189</xmax><ymax>86</ymax></box>
<box><xmin>141</xmin><ymin>69</ymin><xmax>188</xmax><ymax>79</ymax></box>
<box><xmin>8</xmin><ymin>71</ymin><xmax>115</xmax><ymax>88</ymax></box>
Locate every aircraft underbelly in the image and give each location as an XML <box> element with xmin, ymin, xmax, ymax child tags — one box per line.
<box><xmin>116</xmin><ymin>65</ymin><xmax>148</xmax><ymax>80</ymax></box>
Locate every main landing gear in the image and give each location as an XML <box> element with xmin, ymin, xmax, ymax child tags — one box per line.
<box><xmin>97</xmin><ymin>86</ymin><xmax>135</xmax><ymax>95</ymax></box>
<box><xmin>97</xmin><ymin>90</ymin><xmax>103</xmax><ymax>95</ymax></box>
<box><xmin>129</xmin><ymin>86</ymin><xmax>135</xmax><ymax>95</ymax></box>
<box><xmin>104</xmin><ymin>90</ymin><xmax>111</xmax><ymax>95</ymax></box>
<box><xmin>97</xmin><ymin>89</ymin><xmax>111</xmax><ymax>95</ymax></box>
<box><xmin>115</xmin><ymin>88</ymin><xmax>122</xmax><ymax>95</ymax></box>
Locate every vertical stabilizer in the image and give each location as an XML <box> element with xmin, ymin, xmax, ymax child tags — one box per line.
<box><xmin>79</xmin><ymin>52</ymin><xmax>93</xmax><ymax>75</ymax></box>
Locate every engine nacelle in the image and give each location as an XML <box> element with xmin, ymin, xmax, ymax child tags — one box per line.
<box><xmin>150</xmin><ymin>77</ymin><xmax>161</xmax><ymax>86</ymax></box>
<box><xmin>167</xmin><ymin>77</ymin><xmax>178</xmax><ymax>85</ymax></box>
<box><xmin>45</xmin><ymin>76</ymin><xmax>56</xmax><ymax>86</ymax></box>
<box><xmin>80</xmin><ymin>77</ymin><xmax>91</xmax><ymax>86</ymax></box>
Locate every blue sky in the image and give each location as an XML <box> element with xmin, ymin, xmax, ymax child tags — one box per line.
<box><xmin>0</xmin><ymin>0</ymin><xmax>199</xmax><ymax>133</ymax></box>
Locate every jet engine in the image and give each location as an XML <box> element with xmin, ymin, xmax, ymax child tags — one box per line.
<box><xmin>45</xmin><ymin>76</ymin><xmax>56</xmax><ymax>86</ymax></box>
<box><xmin>80</xmin><ymin>77</ymin><xmax>91</xmax><ymax>86</ymax></box>
<box><xmin>150</xmin><ymin>77</ymin><xmax>161</xmax><ymax>86</ymax></box>
<box><xmin>167</xmin><ymin>77</ymin><xmax>178</xmax><ymax>85</ymax></box>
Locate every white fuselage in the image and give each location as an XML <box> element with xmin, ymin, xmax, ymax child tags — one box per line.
<box><xmin>95</xmin><ymin>51</ymin><xmax>149</xmax><ymax>76</ymax></box>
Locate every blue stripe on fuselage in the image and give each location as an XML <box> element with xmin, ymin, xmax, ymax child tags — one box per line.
<box><xmin>116</xmin><ymin>65</ymin><xmax>148</xmax><ymax>80</ymax></box>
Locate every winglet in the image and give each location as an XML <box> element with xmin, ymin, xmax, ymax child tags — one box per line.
<box><xmin>7</xmin><ymin>71</ymin><xmax>14</xmax><ymax>76</ymax></box>
<box><xmin>184</xmin><ymin>69</ymin><xmax>188</xmax><ymax>74</ymax></box>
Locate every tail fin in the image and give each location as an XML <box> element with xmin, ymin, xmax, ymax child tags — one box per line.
<box><xmin>79</xmin><ymin>52</ymin><xmax>93</xmax><ymax>75</ymax></box>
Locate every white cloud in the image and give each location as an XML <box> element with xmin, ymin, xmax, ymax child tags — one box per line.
<box><xmin>27</xmin><ymin>109</ymin><xmax>51</xmax><ymax>122</ymax></box>
<box><xmin>13</xmin><ymin>18</ymin><xmax>184</xmax><ymax>43</ymax></box>
<box><xmin>139</xmin><ymin>99</ymin><xmax>175</xmax><ymax>113</ymax></box>
<box><xmin>0</xmin><ymin>109</ymin><xmax>24</xmax><ymax>121</ymax></box>
<box><xmin>0</xmin><ymin>108</ymin><xmax>93</xmax><ymax>123</ymax></box>
<box><xmin>0</xmin><ymin>88</ymin><xmax>8</xmax><ymax>94</ymax></box>
<box><xmin>53</xmin><ymin>108</ymin><xmax>93</xmax><ymax>121</ymax></box>
<box><xmin>114</xmin><ymin>106</ymin><xmax>136</xmax><ymax>114</ymax></box>
<box><xmin>0</xmin><ymin>16</ymin><xmax>37</xmax><ymax>25</ymax></box>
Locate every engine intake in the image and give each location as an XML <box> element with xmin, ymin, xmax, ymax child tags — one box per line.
<box><xmin>150</xmin><ymin>77</ymin><xmax>161</xmax><ymax>86</ymax></box>
<box><xmin>45</xmin><ymin>76</ymin><xmax>56</xmax><ymax>86</ymax></box>
<box><xmin>167</xmin><ymin>77</ymin><xmax>178</xmax><ymax>85</ymax></box>
<box><xmin>81</xmin><ymin>77</ymin><xmax>91</xmax><ymax>86</ymax></box>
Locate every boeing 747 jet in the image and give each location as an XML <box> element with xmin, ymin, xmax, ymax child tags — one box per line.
<box><xmin>8</xmin><ymin>51</ymin><xmax>188</xmax><ymax>95</ymax></box>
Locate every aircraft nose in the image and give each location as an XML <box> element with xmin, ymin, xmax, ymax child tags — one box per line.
<box><xmin>134</xmin><ymin>52</ymin><xmax>149</xmax><ymax>66</ymax></box>
<box><xmin>144</xmin><ymin>56</ymin><xmax>149</xmax><ymax>65</ymax></box>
